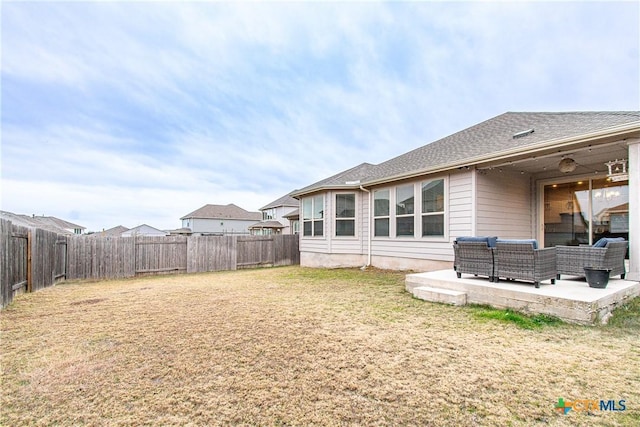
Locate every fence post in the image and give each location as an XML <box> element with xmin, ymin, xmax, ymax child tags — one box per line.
<box><xmin>27</xmin><ymin>230</ymin><xmax>32</xmax><ymax>293</ymax></box>
<box><xmin>1</xmin><ymin>219</ymin><xmax>10</xmax><ymax>307</ymax></box>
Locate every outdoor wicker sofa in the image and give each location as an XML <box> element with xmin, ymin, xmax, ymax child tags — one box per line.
<box><xmin>556</xmin><ymin>238</ymin><xmax>627</xmax><ymax>280</ymax></box>
<box><xmin>493</xmin><ymin>239</ymin><xmax>556</xmax><ymax>288</ymax></box>
<box><xmin>453</xmin><ymin>236</ymin><xmax>497</xmax><ymax>281</ymax></box>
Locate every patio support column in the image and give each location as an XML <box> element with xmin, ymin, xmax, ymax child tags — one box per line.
<box><xmin>628</xmin><ymin>139</ymin><xmax>640</xmax><ymax>281</ymax></box>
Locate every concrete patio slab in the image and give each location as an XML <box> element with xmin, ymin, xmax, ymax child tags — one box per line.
<box><xmin>406</xmin><ymin>270</ymin><xmax>640</xmax><ymax>325</ymax></box>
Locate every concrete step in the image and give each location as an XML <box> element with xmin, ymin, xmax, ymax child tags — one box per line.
<box><xmin>412</xmin><ymin>286</ymin><xmax>467</xmax><ymax>306</ymax></box>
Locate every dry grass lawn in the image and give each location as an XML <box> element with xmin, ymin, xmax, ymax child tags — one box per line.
<box><xmin>1</xmin><ymin>266</ymin><xmax>638</xmax><ymax>426</ymax></box>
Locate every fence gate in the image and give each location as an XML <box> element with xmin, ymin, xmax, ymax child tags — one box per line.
<box><xmin>54</xmin><ymin>237</ymin><xmax>67</xmax><ymax>281</ymax></box>
<box><xmin>11</xmin><ymin>230</ymin><xmax>30</xmax><ymax>293</ymax></box>
<box><xmin>237</xmin><ymin>236</ymin><xmax>274</xmax><ymax>268</ymax></box>
<box><xmin>1</xmin><ymin>219</ymin><xmax>30</xmax><ymax>308</ymax></box>
<box><xmin>134</xmin><ymin>236</ymin><xmax>188</xmax><ymax>275</ymax></box>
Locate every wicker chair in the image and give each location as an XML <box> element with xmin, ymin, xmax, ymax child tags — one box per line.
<box><xmin>453</xmin><ymin>237</ymin><xmax>497</xmax><ymax>281</ymax></box>
<box><xmin>494</xmin><ymin>240</ymin><xmax>556</xmax><ymax>288</ymax></box>
<box><xmin>556</xmin><ymin>239</ymin><xmax>627</xmax><ymax>280</ymax></box>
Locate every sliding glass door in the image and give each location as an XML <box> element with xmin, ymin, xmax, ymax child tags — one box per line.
<box><xmin>543</xmin><ymin>178</ymin><xmax>628</xmax><ymax>248</ymax></box>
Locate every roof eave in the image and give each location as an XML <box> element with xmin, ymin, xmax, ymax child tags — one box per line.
<box><xmin>182</xmin><ymin>216</ymin><xmax>261</xmax><ymax>221</ymax></box>
<box><xmin>361</xmin><ymin>121</ymin><xmax>640</xmax><ymax>187</ymax></box>
<box><xmin>290</xmin><ymin>184</ymin><xmax>364</xmax><ymax>198</ymax></box>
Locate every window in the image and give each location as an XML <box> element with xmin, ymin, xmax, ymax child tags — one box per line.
<box><xmin>421</xmin><ymin>179</ymin><xmax>445</xmax><ymax>237</ymax></box>
<box><xmin>374</xmin><ymin>189</ymin><xmax>390</xmax><ymax>237</ymax></box>
<box><xmin>335</xmin><ymin>193</ymin><xmax>356</xmax><ymax>236</ymax></box>
<box><xmin>303</xmin><ymin>195</ymin><xmax>324</xmax><ymax>236</ymax></box>
<box><xmin>263</xmin><ymin>208</ymin><xmax>275</xmax><ymax>220</ymax></box>
<box><xmin>396</xmin><ymin>184</ymin><xmax>415</xmax><ymax>237</ymax></box>
<box><xmin>543</xmin><ymin>178</ymin><xmax>629</xmax><ymax>247</ymax></box>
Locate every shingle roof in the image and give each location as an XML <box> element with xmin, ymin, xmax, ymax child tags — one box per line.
<box><xmin>283</xmin><ymin>209</ymin><xmax>299</xmax><ymax>219</ymax></box>
<box><xmin>181</xmin><ymin>204</ymin><xmax>262</xmax><ymax>221</ymax></box>
<box><xmin>293</xmin><ymin>111</ymin><xmax>640</xmax><ymax>196</ymax></box>
<box><xmin>249</xmin><ymin>220</ymin><xmax>285</xmax><ymax>229</ymax></box>
<box><xmin>0</xmin><ymin>210</ymin><xmax>86</xmax><ymax>235</ymax></box>
<box><xmin>366</xmin><ymin>111</ymin><xmax>640</xmax><ymax>183</ymax></box>
<box><xmin>260</xmin><ymin>193</ymin><xmax>299</xmax><ymax>210</ymax></box>
<box><xmin>90</xmin><ymin>225</ymin><xmax>130</xmax><ymax>237</ymax></box>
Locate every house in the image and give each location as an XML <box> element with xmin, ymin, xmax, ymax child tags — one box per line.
<box><xmin>89</xmin><ymin>225</ymin><xmax>130</xmax><ymax>237</ymax></box>
<box><xmin>249</xmin><ymin>193</ymin><xmax>300</xmax><ymax>235</ymax></box>
<box><xmin>121</xmin><ymin>224</ymin><xmax>168</xmax><ymax>237</ymax></box>
<box><xmin>180</xmin><ymin>204</ymin><xmax>262</xmax><ymax>236</ymax></box>
<box><xmin>0</xmin><ymin>211</ymin><xmax>86</xmax><ymax>235</ymax></box>
<box><xmin>291</xmin><ymin>111</ymin><xmax>640</xmax><ymax>281</ymax></box>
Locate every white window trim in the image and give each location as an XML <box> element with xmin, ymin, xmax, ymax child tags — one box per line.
<box><xmin>373</xmin><ymin>188</ymin><xmax>391</xmax><ymax>239</ymax></box>
<box><xmin>371</xmin><ymin>177</ymin><xmax>449</xmax><ymax>241</ymax></box>
<box><xmin>395</xmin><ymin>183</ymin><xmax>417</xmax><ymax>239</ymax></box>
<box><xmin>302</xmin><ymin>194</ymin><xmax>325</xmax><ymax>238</ymax></box>
<box><xmin>420</xmin><ymin>177</ymin><xmax>448</xmax><ymax>240</ymax></box>
<box><xmin>334</xmin><ymin>192</ymin><xmax>358</xmax><ymax>239</ymax></box>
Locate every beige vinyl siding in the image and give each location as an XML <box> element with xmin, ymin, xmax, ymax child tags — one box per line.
<box><xmin>299</xmin><ymin>237</ymin><xmax>329</xmax><ymax>253</ymax></box>
<box><xmin>476</xmin><ymin>170</ymin><xmax>532</xmax><ymax>238</ymax></box>
<box><xmin>448</xmin><ymin>172</ymin><xmax>474</xmax><ymax>237</ymax></box>
<box><xmin>371</xmin><ymin>239</ymin><xmax>454</xmax><ymax>261</ymax></box>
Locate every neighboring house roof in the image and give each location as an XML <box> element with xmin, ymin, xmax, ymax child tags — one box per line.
<box><xmin>100</xmin><ymin>225</ymin><xmax>129</xmax><ymax>237</ymax></box>
<box><xmin>283</xmin><ymin>209</ymin><xmax>299</xmax><ymax>219</ymax></box>
<box><xmin>121</xmin><ymin>224</ymin><xmax>168</xmax><ymax>236</ymax></box>
<box><xmin>260</xmin><ymin>193</ymin><xmax>299</xmax><ymax>210</ymax></box>
<box><xmin>0</xmin><ymin>210</ymin><xmax>86</xmax><ymax>235</ymax></box>
<box><xmin>90</xmin><ymin>225</ymin><xmax>130</xmax><ymax>237</ymax></box>
<box><xmin>249</xmin><ymin>220</ymin><xmax>285</xmax><ymax>230</ymax></box>
<box><xmin>292</xmin><ymin>111</ymin><xmax>640</xmax><ymax>196</ymax></box>
<box><xmin>181</xmin><ymin>204</ymin><xmax>262</xmax><ymax>221</ymax></box>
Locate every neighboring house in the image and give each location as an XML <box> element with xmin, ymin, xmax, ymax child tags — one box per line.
<box><xmin>168</xmin><ymin>227</ymin><xmax>194</xmax><ymax>236</ymax></box>
<box><xmin>291</xmin><ymin>111</ymin><xmax>640</xmax><ymax>281</ymax></box>
<box><xmin>121</xmin><ymin>224</ymin><xmax>168</xmax><ymax>237</ymax></box>
<box><xmin>0</xmin><ymin>211</ymin><xmax>86</xmax><ymax>235</ymax></box>
<box><xmin>283</xmin><ymin>209</ymin><xmax>300</xmax><ymax>235</ymax></box>
<box><xmin>89</xmin><ymin>225</ymin><xmax>130</xmax><ymax>237</ymax></box>
<box><xmin>180</xmin><ymin>204</ymin><xmax>262</xmax><ymax>236</ymax></box>
<box><xmin>249</xmin><ymin>193</ymin><xmax>300</xmax><ymax>235</ymax></box>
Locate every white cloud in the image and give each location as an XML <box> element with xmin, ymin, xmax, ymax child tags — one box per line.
<box><xmin>2</xmin><ymin>1</ymin><xmax>638</xmax><ymax>231</ymax></box>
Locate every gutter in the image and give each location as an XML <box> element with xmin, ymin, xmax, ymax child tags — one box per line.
<box><xmin>359</xmin><ymin>185</ymin><xmax>372</xmax><ymax>268</ymax></box>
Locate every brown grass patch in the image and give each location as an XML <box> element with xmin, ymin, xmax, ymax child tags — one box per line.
<box><xmin>1</xmin><ymin>266</ymin><xmax>638</xmax><ymax>426</ymax></box>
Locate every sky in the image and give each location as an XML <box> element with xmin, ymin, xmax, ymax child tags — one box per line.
<box><xmin>1</xmin><ymin>1</ymin><xmax>639</xmax><ymax>232</ymax></box>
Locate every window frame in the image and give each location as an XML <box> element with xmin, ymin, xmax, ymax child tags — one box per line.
<box><xmin>420</xmin><ymin>178</ymin><xmax>446</xmax><ymax>238</ymax></box>
<box><xmin>334</xmin><ymin>192</ymin><xmax>357</xmax><ymax>238</ymax></box>
<box><xmin>373</xmin><ymin>189</ymin><xmax>390</xmax><ymax>238</ymax></box>
<box><xmin>395</xmin><ymin>184</ymin><xmax>416</xmax><ymax>238</ymax></box>
<box><xmin>302</xmin><ymin>194</ymin><xmax>324</xmax><ymax>237</ymax></box>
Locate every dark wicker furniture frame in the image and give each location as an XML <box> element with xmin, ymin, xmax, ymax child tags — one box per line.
<box><xmin>494</xmin><ymin>242</ymin><xmax>556</xmax><ymax>288</ymax></box>
<box><xmin>556</xmin><ymin>240</ymin><xmax>627</xmax><ymax>280</ymax></box>
<box><xmin>453</xmin><ymin>241</ymin><xmax>495</xmax><ymax>281</ymax></box>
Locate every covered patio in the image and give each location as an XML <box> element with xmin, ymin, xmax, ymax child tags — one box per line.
<box><xmin>406</xmin><ymin>269</ymin><xmax>640</xmax><ymax>325</ymax></box>
<box><xmin>472</xmin><ymin>131</ymin><xmax>639</xmax><ymax>282</ymax></box>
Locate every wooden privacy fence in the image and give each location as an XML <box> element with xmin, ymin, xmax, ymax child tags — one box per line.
<box><xmin>1</xmin><ymin>219</ymin><xmax>67</xmax><ymax>307</ymax></box>
<box><xmin>1</xmin><ymin>218</ymin><xmax>299</xmax><ymax>308</ymax></box>
<box><xmin>65</xmin><ymin>234</ymin><xmax>299</xmax><ymax>280</ymax></box>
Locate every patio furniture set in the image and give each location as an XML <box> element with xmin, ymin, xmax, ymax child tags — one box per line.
<box><xmin>453</xmin><ymin>236</ymin><xmax>627</xmax><ymax>288</ymax></box>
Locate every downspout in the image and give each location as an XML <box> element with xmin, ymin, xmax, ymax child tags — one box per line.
<box><xmin>360</xmin><ymin>185</ymin><xmax>372</xmax><ymax>268</ymax></box>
